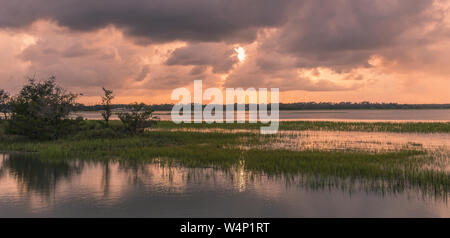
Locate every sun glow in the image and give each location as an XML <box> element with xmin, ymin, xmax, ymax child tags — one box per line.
<box><xmin>235</xmin><ymin>46</ymin><xmax>246</xmax><ymax>62</ymax></box>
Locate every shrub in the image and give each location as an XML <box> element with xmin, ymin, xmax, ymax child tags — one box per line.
<box><xmin>7</xmin><ymin>76</ymin><xmax>79</xmax><ymax>140</ymax></box>
<box><xmin>71</xmin><ymin>120</ymin><xmax>126</xmax><ymax>140</ymax></box>
<box><xmin>101</xmin><ymin>87</ymin><xmax>114</xmax><ymax>126</ymax></box>
<box><xmin>117</xmin><ymin>103</ymin><xmax>157</xmax><ymax>135</ymax></box>
<box><xmin>0</xmin><ymin>89</ymin><xmax>10</xmax><ymax>120</ymax></box>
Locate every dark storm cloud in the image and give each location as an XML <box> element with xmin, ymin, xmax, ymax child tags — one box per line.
<box><xmin>165</xmin><ymin>43</ymin><xmax>238</xmax><ymax>73</ymax></box>
<box><xmin>264</xmin><ymin>0</ymin><xmax>441</xmax><ymax>70</ymax></box>
<box><xmin>0</xmin><ymin>0</ymin><xmax>292</xmax><ymax>43</ymax></box>
<box><xmin>1</xmin><ymin>0</ymin><xmax>443</xmax><ymax>69</ymax></box>
<box><xmin>222</xmin><ymin>0</ymin><xmax>447</xmax><ymax>92</ymax></box>
<box><xmin>62</xmin><ymin>43</ymin><xmax>102</xmax><ymax>58</ymax></box>
<box><xmin>1</xmin><ymin>0</ymin><xmax>449</xmax><ymax>98</ymax></box>
<box><xmin>279</xmin><ymin>0</ymin><xmax>435</xmax><ymax>52</ymax></box>
<box><xmin>190</xmin><ymin>66</ymin><xmax>208</xmax><ymax>75</ymax></box>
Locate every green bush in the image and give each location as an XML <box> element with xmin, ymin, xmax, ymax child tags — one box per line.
<box><xmin>72</xmin><ymin>121</ymin><xmax>126</xmax><ymax>140</ymax></box>
<box><xmin>117</xmin><ymin>103</ymin><xmax>157</xmax><ymax>135</ymax></box>
<box><xmin>7</xmin><ymin>77</ymin><xmax>79</xmax><ymax>140</ymax></box>
<box><xmin>0</xmin><ymin>89</ymin><xmax>10</xmax><ymax>120</ymax></box>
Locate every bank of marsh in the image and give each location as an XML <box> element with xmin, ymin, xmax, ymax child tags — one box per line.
<box><xmin>0</xmin><ymin>120</ymin><xmax>448</xmax><ymax>199</ymax></box>
<box><xmin>156</xmin><ymin>121</ymin><xmax>450</xmax><ymax>133</ymax></box>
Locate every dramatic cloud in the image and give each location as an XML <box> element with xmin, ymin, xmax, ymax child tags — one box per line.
<box><xmin>0</xmin><ymin>21</ymin><xmax>208</xmax><ymax>101</ymax></box>
<box><xmin>263</xmin><ymin>0</ymin><xmax>444</xmax><ymax>70</ymax></box>
<box><xmin>224</xmin><ymin>44</ymin><xmax>364</xmax><ymax>91</ymax></box>
<box><xmin>166</xmin><ymin>43</ymin><xmax>238</xmax><ymax>73</ymax></box>
<box><xmin>0</xmin><ymin>0</ymin><xmax>449</xmax><ymax>103</ymax></box>
<box><xmin>0</xmin><ymin>0</ymin><xmax>291</xmax><ymax>43</ymax></box>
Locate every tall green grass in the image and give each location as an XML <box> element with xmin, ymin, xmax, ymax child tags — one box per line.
<box><xmin>1</xmin><ymin>129</ymin><xmax>448</xmax><ymax>198</ymax></box>
<box><xmin>1</xmin><ymin>120</ymin><xmax>449</xmax><ymax>199</ymax></box>
<box><xmin>156</xmin><ymin>121</ymin><xmax>450</xmax><ymax>133</ymax></box>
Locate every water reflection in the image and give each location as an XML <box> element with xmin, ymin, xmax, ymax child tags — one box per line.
<box><xmin>0</xmin><ymin>153</ymin><xmax>448</xmax><ymax>217</ymax></box>
<box><xmin>1</xmin><ymin>154</ymin><xmax>83</xmax><ymax>196</ymax></box>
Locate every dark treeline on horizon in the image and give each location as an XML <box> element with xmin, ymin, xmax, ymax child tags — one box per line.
<box><xmin>73</xmin><ymin>102</ymin><xmax>450</xmax><ymax>111</ymax></box>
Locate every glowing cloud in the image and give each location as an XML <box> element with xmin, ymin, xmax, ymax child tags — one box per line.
<box><xmin>235</xmin><ymin>47</ymin><xmax>246</xmax><ymax>63</ymax></box>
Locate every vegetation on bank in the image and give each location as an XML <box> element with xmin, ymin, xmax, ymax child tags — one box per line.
<box><xmin>0</xmin><ymin>77</ymin><xmax>156</xmax><ymax>140</ymax></box>
<box><xmin>156</xmin><ymin>121</ymin><xmax>450</xmax><ymax>133</ymax></box>
<box><xmin>2</xmin><ymin>120</ymin><xmax>450</xmax><ymax>143</ymax></box>
<box><xmin>1</xmin><ymin>118</ymin><xmax>448</xmax><ymax>198</ymax></box>
<box><xmin>0</xmin><ymin>129</ymin><xmax>448</xmax><ymax>198</ymax></box>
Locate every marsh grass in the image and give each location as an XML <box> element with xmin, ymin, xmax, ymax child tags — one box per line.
<box><xmin>243</xmin><ymin>149</ymin><xmax>448</xmax><ymax>197</ymax></box>
<box><xmin>156</xmin><ymin>121</ymin><xmax>450</xmax><ymax>133</ymax></box>
<box><xmin>1</xmin><ymin>129</ymin><xmax>448</xmax><ymax>198</ymax></box>
<box><xmin>4</xmin><ymin>120</ymin><xmax>448</xmax><ymax>139</ymax></box>
<box><xmin>0</xmin><ymin>121</ymin><xmax>449</xmax><ymax>199</ymax></box>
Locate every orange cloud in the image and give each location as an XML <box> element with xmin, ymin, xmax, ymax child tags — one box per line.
<box><xmin>0</xmin><ymin>1</ymin><xmax>449</xmax><ymax>104</ymax></box>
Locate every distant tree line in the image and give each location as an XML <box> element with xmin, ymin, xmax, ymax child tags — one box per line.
<box><xmin>72</xmin><ymin>102</ymin><xmax>450</xmax><ymax>111</ymax></box>
<box><xmin>73</xmin><ymin>103</ymin><xmax>175</xmax><ymax>111</ymax></box>
<box><xmin>277</xmin><ymin>102</ymin><xmax>450</xmax><ymax>110</ymax></box>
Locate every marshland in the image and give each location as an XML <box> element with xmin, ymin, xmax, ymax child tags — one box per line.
<box><xmin>1</xmin><ymin>119</ymin><xmax>450</xmax><ymax>217</ymax></box>
<box><xmin>0</xmin><ymin>79</ymin><xmax>449</xmax><ymax>217</ymax></box>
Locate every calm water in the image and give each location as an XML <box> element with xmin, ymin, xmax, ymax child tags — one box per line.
<box><xmin>73</xmin><ymin>109</ymin><xmax>450</xmax><ymax>122</ymax></box>
<box><xmin>2</xmin><ymin>110</ymin><xmax>449</xmax><ymax>217</ymax></box>
<box><xmin>155</xmin><ymin>128</ymin><xmax>450</xmax><ymax>158</ymax></box>
<box><xmin>0</xmin><ymin>151</ymin><xmax>448</xmax><ymax>218</ymax></box>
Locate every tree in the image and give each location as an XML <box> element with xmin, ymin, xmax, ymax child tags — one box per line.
<box><xmin>0</xmin><ymin>89</ymin><xmax>10</xmax><ymax>120</ymax></box>
<box><xmin>7</xmin><ymin>76</ymin><xmax>79</xmax><ymax>140</ymax></box>
<box><xmin>117</xmin><ymin>103</ymin><xmax>156</xmax><ymax>135</ymax></box>
<box><xmin>101</xmin><ymin>87</ymin><xmax>114</xmax><ymax>126</ymax></box>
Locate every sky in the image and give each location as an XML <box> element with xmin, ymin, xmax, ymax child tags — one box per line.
<box><xmin>0</xmin><ymin>0</ymin><xmax>449</xmax><ymax>104</ymax></box>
